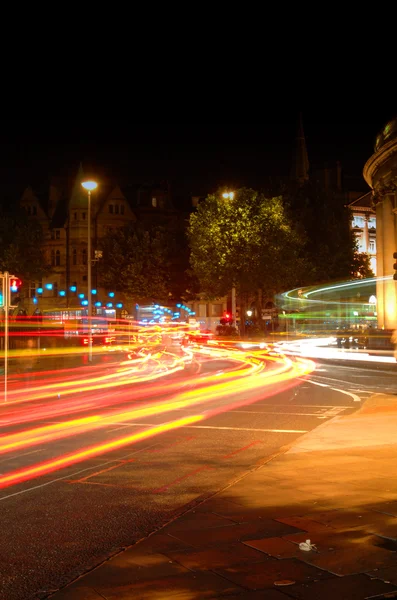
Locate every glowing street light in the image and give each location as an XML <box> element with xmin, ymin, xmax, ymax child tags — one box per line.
<box><xmin>81</xmin><ymin>180</ymin><xmax>98</xmax><ymax>361</ymax></box>
<box><xmin>246</xmin><ymin>310</ymin><xmax>253</xmax><ymax>317</ymax></box>
<box><xmin>222</xmin><ymin>191</ymin><xmax>235</xmax><ymax>200</ymax></box>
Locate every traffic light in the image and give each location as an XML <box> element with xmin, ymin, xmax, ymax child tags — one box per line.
<box><xmin>394</xmin><ymin>252</ymin><xmax>397</xmax><ymax>281</ymax></box>
<box><xmin>220</xmin><ymin>312</ymin><xmax>233</xmax><ymax>325</ymax></box>
<box><xmin>9</xmin><ymin>277</ymin><xmax>22</xmax><ymax>307</ymax></box>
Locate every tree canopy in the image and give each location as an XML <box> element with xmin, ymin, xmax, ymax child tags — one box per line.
<box><xmin>0</xmin><ymin>206</ymin><xmax>47</xmax><ymax>281</ymax></box>
<box><xmin>187</xmin><ymin>188</ymin><xmax>307</xmax><ymax>299</ymax></box>
<box><xmin>285</xmin><ymin>181</ymin><xmax>373</xmax><ymax>283</ymax></box>
<box><xmin>98</xmin><ymin>222</ymin><xmax>170</xmax><ymax>302</ymax></box>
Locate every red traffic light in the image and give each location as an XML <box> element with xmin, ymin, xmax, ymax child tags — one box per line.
<box><xmin>225</xmin><ymin>313</ymin><xmax>230</xmax><ymax>319</ymax></box>
<box><xmin>10</xmin><ymin>278</ymin><xmax>22</xmax><ymax>291</ymax></box>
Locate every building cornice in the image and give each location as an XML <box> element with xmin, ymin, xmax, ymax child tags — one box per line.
<box><xmin>363</xmin><ymin>138</ymin><xmax>397</xmax><ymax>188</ymax></box>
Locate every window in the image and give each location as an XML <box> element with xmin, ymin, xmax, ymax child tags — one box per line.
<box><xmin>55</xmin><ymin>230</ymin><xmax>60</xmax><ymax>240</ymax></box>
<box><xmin>120</xmin><ymin>204</ymin><xmax>125</xmax><ymax>215</ymax></box>
<box><xmin>198</xmin><ymin>304</ymin><xmax>207</xmax><ymax>317</ymax></box>
<box><xmin>152</xmin><ymin>197</ymin><xmax>157</xmax><ymax>208</ymax></box>
<box><xmin>32</xmin><ymin>206</ymin><xmax>37</xmax><ymax>216</ymax></box>
<box><xmin>29</xmin><ymin>282</ymin><xmax>36</xmax><ymax>298</ymax></box>
<box><xmin>53</xmin><ymin>282</ymin><xmax>58</xmax><ymax>297</ymax></box>
<box><xmin>82</xmin><ymin>248</ymin><xmax>87</xmax><ymax>265</ymax></box>
<box><xmin>352</xmin><ymin>216</ymin><xmax>364</xmax><ymax>229</ymax></box>
<box><xmin>82</xmin><ymin>212</ymin><xmax>86</xmax><ymax>220</ymax></box>
<box><xmin>115</xmin><ymin>204</ymin><xmax>119</xmax><ymax>214</ymax></box>
<box><xmin>51</xmin><ymin>249</ymin><xmax>55</xmax><ymax>266</ymax></box>
<box><xmin>82</xmin><ymin>275</ymin><xmax>87</xmax><ymax>282</ymax></box>
<box><xmin>109</xmin><ymin>205</ymin><xmax>114</xmax><ymax>214</ymax></box>
<box><xmin>72</xmin><ymin>248</ymin><xmax>77</xmax><ymax>265</ymax></box>
<box><xmin>368</xmin><ymin>217</ymin><xmax>376</xmax><ymax>229</ymax></box>
<box><xmin>212</xmin><ymin>304</ymin><xmax>223</xmax><ymax>317</ymax></box>
<box><xmin>55</xmin><ymin>250</ymin><xmax>61</xmax><ymax>267</ymax></box>
<box><xmin>369</xmin><ymin>240</ymin><xmax>376</xmax><ymax>253</ymax></box>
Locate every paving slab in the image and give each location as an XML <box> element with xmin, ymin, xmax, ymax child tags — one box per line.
<box><xmin>279</xmin><ymin>573</ymin><xmax>397</xmax><ymax>600</ymax></box>
<box><xmin>283</xmin><ymin>529</ymin><xmax>397</xmax><ymax>576</ymax></box>
<box><xmin>366</xmin><ymin>565</ymin><xmax>397</xmax><ymax>586</ymax></box>
<box><xmin>165</xmin><ymin>519</ymin><xmax>303</xmax><ymax>549</ymax></box>
<box><xmin>214</xmin><ymin>557</ymin><xmax>334</xmax><ymax>591</ymax></box>
<box><xmin>167</xmin><ymin>541</ymin><xmax>268</xmax><ymax>570</ymax></box>
<box><xmin>85</xmin><ymin>570</ymin><xmax>243</xmax><ymax>599</ymax></box>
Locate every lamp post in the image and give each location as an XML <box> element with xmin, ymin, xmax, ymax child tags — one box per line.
<box><xmin>81</xmin><ymin>180</ymin><xmax>98</xmax><ymax>362</ymax></box>
<box><xmin>222</xmin><ymin>192</ymin><xmax>236</xmax><ymax>327</ymax></box>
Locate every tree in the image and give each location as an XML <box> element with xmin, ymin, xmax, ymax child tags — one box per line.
<box><xmin>285</xmin><ymin>181</ymin><xmax>363</xmax><ymax>283</ymax></box>
<box><xmin>0</xmin><ymin>206</ymin><xmax>47</xmax><ymax>281</ymax></box>
<box><xmin>98</xmin><ymin>222</ymin><xmax>171</xmax><ymax>302</ymax></box>
<box><xmin>351</xmin><ymin>251</ymin><xmax>375</xmax><ymax>279</ymax></box>
<box><xmin>187</xmin><ymin>188</ymin><xmax>307</xmax><ymax>306</ymax></box>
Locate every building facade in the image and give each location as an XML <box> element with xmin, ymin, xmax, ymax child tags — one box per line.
<box><xmin>363</xmin><ymin>116</ymin><xmax>397</xmax><ymax>330</ymax></box>
<box><xmin>348</xmin><ymin>192</ymin><xmax>377</xmax><ymax>275</ymax></box>
<box><xmin>19</xmin><ymin>167</ymin><xmax>174</xmax><ymax>316</ymax></box>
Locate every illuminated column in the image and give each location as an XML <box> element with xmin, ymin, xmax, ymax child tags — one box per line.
<box><xmin>375</xmin><ymin>196</ymin><xmax>385</xmax><ymax>328</ymax></box>
<box><xmin>382</xmin><ymin>192</ymin><xmax>397</xmax><ymax>329</ymax></box>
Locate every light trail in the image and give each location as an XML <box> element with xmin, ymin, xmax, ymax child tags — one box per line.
<box><xmin>0</xmin><ymin>343</ymin><xmax>315</xmax><ymax>490</ymax></box>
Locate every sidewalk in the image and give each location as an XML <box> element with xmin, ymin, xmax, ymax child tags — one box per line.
<box><xmin>50</xmin><ymin>394</ymin><xmax>397</xmax><ymax>600</ymax></box>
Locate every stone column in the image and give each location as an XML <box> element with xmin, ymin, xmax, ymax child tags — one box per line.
<box><xmin>375</xmin><ymin>196</ymin><xmax>385</xmax><ymax>328</ymax></box>
<box><xmin>382</xmin><ymin>192</ymin><xmax>397</xmax><ymax>329</ymax></box>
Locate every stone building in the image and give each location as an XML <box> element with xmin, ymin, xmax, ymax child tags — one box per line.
<box><xmin>364</xmin><ymin>116</ymin><xmax>397</xmax><ymax>329</ymax></box>
<box><xmin>348</xmin><ymin>192</ymin><xmax>377</xmax><ymax>275</ymax></box>
<box><xmin>19</xmin><ymin>166</ymin><xmax>175</xmax><ymax>315</ymax></box>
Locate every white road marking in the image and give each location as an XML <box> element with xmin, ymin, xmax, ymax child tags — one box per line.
<box><xmin>329</xmin><ymin>388</ymin><xmax>361</xmax><ymax>403</ymax></box>
<box><xmin>106</xmin><ymin>422</ymin><xmax>308</xmax><ymax>433</ymax></box>
<box><xmin>0</xmin><ymin>449</ymin><xmax>44</xmax><ymax>464</ymax></box>
<box><xmin>0</xmin><ymin>442</ymin><xmax>160</xmax><ymax>501</ymax></box>
<box><xmin>301</xmin><ymin>377</ymin><xmax>361</xmax><ymax>402</ymax></box>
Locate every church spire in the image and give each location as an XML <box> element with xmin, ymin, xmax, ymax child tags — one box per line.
<box><xmin>291</xmin><ymin>113</ymin><xmax>309</xmax><ymax>185</ymax></box>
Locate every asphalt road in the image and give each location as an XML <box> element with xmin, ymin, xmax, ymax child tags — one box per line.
<box><xmin>0</xmin><ymin>354</ymin><xmax>396</xmax><ymax>600</ymax></box>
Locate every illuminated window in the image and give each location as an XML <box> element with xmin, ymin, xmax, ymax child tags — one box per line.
<box><xmin>152</xmin><ymin>197</ymin><xmax>157</xmax><ymax>208</ymax></box>
<box><xmin>82</xmin><ymin>249</ymin><xmax>87</xmax><ymax>265</ymax></box>
<box><xmin>121</xmin><ymin>204</ymin><xmax>125</xmax><ymax>215</ymax></box>
<box><xmin>72</xmin><ymin>248</ymin><xmax>77</xmax><ymax>265</ymax></box>
<box><xmin>369</xmin><ymin>240</ymin><xmax>376</xmax><ymax>253</ymax></box>
<box><xmin>109</xmin><ymin>205</ymin><xmax>114</xmax><ymax>214</ymax></box>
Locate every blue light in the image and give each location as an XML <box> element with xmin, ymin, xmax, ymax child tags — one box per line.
<box><xmin>70</xmin><ymin>286</ymin><xmax>77</xmax><ymax>292</ymax></box>
<box><xmin>191</xmin><ymin>312</ymin><xmax>196</xmax><ymax>316</ymax></box>
<box><xmin>92</xmin><ymin>289</ymin><xmax>97</xmax><ymax>295</ymax></box>
<box><xmin>154</xmin><ymin>304</ymin><xmax>159</xmax><ymax>309</ymax></box>
<box><xmin>59</xmin><ymin>290</ymin><xmax>66</xmax><ymax>297</ymax></box>
<box><xmin>33</xmin><ymin>297</ymin><xmax>38</xmax><ymax>304</ymax></box>
<box><xmin>176</xmin><ymin>303</ymin><xmax>182</xmax><ymax>308</ymax></box>
<box><xmin>37</xmin><ymin>287</ymin><xmax>43</xmax><ymax>294</ymax></box>
<box><xmin>106</xmin><ymin>302</ymin><xmax>113</xmax><ymax>308</ymax></box>
<box><xmin>78</xmin><ymin>293</ymin><xmax>85</xmax><ymax>299</ymax></box>
<box><xmin>116</xmin><ymin>303</ymin><xmax>123</xmax><ymax>309</ymax></box>
<box><xmin>95</xmin><ymin>301</ymin><xmax>102</xmax><ymax>307</ymax></box>
<box><xmin>135</xmin><ymin>304</ymin><xmax>139</xmax><ymax>309</ymax></box>
<box><xmin>108</xmin><ymin>292</ymin><xmax>115</xmax><ymax>298</ymax></box>
<box><xmin>11</xmin><ymin>285</ymin><xmax>18</xmax><ymax>292</ymax></box>
<box><xmin>45</xmin><ymin>283</ymin><xmax>53</xmax><ymax>290</ymax></box>
<box><xmin>81</xmin><ymin>300</ymin><xmax>88</xmax><ymax>306</ymax></box>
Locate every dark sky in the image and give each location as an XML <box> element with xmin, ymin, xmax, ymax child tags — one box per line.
<box><xmin>0</xmin><ymin>114</ymin><xmax>394</xmax><ymax>200</ymax></box>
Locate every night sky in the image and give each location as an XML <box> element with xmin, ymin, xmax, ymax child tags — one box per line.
<box><xmin>0</xmin><ymin>114</ymin><xmax>395</xmax><ymax>202</ymax></box>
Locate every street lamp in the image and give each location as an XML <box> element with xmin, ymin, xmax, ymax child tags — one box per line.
<box><xmin>246</xmin><ymin>310</ymin><xmax>253</xmax><ymax>318</ymax></box>
<box><xmin>81</xmin><ymin>180</ymin><xmax>98</xmax><ymax>361</ymax></box>
<box><xmin>222</xmin><ymin>191</ymin><xmax>236</xmax><ymax>325</ymax></box>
